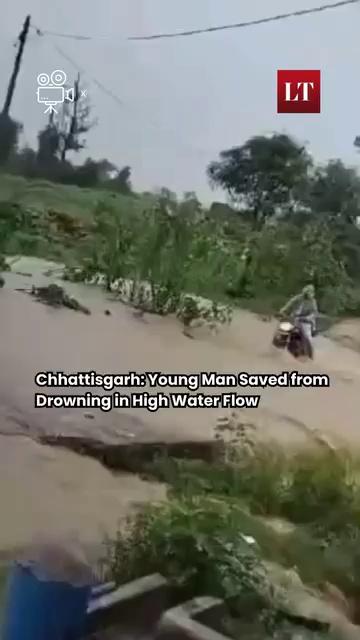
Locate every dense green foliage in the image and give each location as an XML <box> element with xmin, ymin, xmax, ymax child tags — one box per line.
<box><xmin>2</xmin><ymin>131</ymin><xmax>360</xmax><ymax>320</ymax></box>
<box><xmin>105</xmin><ymin>423</ymin><xmax>360</xmax><ymax>637</ymax></box>
<box><xmin>208</xmin><ymin>134</ymin><xmax>312</xmax><ymax>226</ymax></box>
<box><xmin>106</xmin><ymin>497</ymin><xmax>265</xmax><ymax>600</ymax></box>
<box><xmin>0</xmin><ymin>108</ymin><xmax>132</xmax><ymax>192</ymax></box>
<box><xmin>208</xmin><ymin>134</ymin><xmax>360</xmax><ymax>316</ymax></box>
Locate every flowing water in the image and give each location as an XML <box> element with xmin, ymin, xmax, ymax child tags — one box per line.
<box><xmin>0</xmin><ymin>256</ymin><xmax>360</xmax><ymax>554</ymax></box>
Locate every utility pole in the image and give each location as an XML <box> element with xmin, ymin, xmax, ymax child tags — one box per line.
<box><xmin>2</xmin><ymin>15</ymin><xmax>31</xmax><ymax>115</ymax></box>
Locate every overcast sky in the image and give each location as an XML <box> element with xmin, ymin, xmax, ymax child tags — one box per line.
<box><xmin>1</xmin><ymin>0</ymin><xmax>360</xmax><ymax>201</ymax></box>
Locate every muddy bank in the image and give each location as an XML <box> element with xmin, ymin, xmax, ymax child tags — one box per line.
<box><xmin>39</xmin><ymin>434</ymin><xmax>225</xmax><ymax>473</ymax></box>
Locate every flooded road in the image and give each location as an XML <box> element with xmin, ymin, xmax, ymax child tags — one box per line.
<box><xmin>0</xmin><ymin>256</ymin><xmax>360</xmax><ymax>553</ymax></box>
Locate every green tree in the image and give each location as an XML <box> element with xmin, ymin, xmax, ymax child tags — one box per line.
<box><xmin>207</xmin><ymin>134</ymin><xmax>312</xmax><ymax>227</ymax></box>
<box><xmin>307</xmin><ymin>160</ymin><xmax>360</xmax><ymax>223</ymax></box>
<box><xmin>37</xmin><ymin>124</ymin><xmax>60</xmax><ymax>165</ymax></box>
<box><xmin>179</xmin><ymin>191</ymin><xmax>202</xmax><ymax>219</ymax></box>
<box><xmin>7</xmin><ymin>146</ymin><xmax>37</xmax><ymax>178</ymax></box>
<box><xmin>301</xmin><ymin>160</ymin><xmax>360</xmax><ymax>282</ymax></box>
<box><xmin>0</xmin><ymin>113</ymin><xmax>22</xmax><ymax>165</ymax></box>
<box><xmin>90</xmin><ymin>200</ymin><xmax>135</xmax><ymax>290</ymax></box>
<box><xmin>110</xmin><ymin>166</ymin><xmax>132</xmax><ymax>194</ymax></box>
<box><xmin>53</xmin><ymin>75</ymin><xmax>96</xmax><ymax>163</ymax></box>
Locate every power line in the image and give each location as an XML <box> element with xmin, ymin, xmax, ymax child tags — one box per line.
<box><xmin>33</xmin><ymin>26</ymin><xmax>91</xmax><ymax>41</ymax></box>
<box><xmin>31</xmin><ymin>0</ymin><xmax>360</xmax><ymax>42</ymax></box>
<box><xmin>32</xmin><ymin>0</ymin><xmax>359</xmax><ymax>157</ymax></box>
<box><xmin>129</xmin><ymin>0</ymin><xmax>360</xmax><ymax>40</ymax></box>
<box><xmin>47</xmin><ymin>42</ymin><xmax>217</xmax><ymax>158</ymax></box>
<box><xmin>51</xmin><ymin>43</ymin><xmax>124</xmax><ymax>107</ymax></box>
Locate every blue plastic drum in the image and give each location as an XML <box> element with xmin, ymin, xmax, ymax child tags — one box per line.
<box><xmin>2</xmin><ymin>561</ymin><xmax>92</xmax><ymax>640</ymax></box>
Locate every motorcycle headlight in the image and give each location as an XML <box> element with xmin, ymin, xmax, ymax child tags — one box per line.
<box><xmin>279</xmin><ymin>321</ymin><xmax>293</xmax><ymax>332</ymax></box>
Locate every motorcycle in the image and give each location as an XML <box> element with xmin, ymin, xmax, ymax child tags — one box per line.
<box><xmin>272</xmin><ymin>317</ymin><xmax>314</xmax><ymax>360</ymax></box>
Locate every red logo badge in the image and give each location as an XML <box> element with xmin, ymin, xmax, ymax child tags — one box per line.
<box><xmin>277</xmin><ymin>70</ymin><xmax>321</xmax><ymax>113</ymax></box>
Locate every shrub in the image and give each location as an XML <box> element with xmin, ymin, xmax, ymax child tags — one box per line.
<box><xmin>149</xmin><ymin>427</ymin><xmax>360</xmax><ymax>537</ymax></box>
<box><xmin>282</xmin><ymin>449</ymin><xmax>360</xmax><ymax>529</ymax></box>
<box><xmin>105</xmin><ymin>496</ymin><xmax>265</xmax><ymax>603</ymax></box>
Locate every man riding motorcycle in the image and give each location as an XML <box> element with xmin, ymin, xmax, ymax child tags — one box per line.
<box><xmin>279</xmin><ymin>285</ymin><xmax>318</xmax><ymax>358</ymax></box>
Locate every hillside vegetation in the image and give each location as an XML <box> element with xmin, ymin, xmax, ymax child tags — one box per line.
<box><xmin>1</xmin><ymin>129</ymin><xmax>360</xmax><ymax>319</ymax></box>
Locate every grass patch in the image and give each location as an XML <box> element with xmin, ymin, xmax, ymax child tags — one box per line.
<box><xmin>0</xmin><ymin>172</ymin><xmax>152</xmax><ymax>220</ymax></box>
<box><xmin>148</xmin><ymin>445</ymin><xmax>360</xmax><ymax>533</ymax></box>
<box><xmin>104</xmin><ymin>433</ymin><xmax>360</xmax><ymax>638</ymax></box>
<box><xmin>111</xmin><ymin>452</ymin><xmax>360</xmax><ymax>594</ymax></box>
<box><xmin>0</xmin><ymin>172</ymin><xmax>356</xmax><ymax>320</ymax></box>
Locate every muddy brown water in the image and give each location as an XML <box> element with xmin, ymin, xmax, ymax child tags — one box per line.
<box><xmin>0</xmin><ymin>257</ymin><xmax>360</xmax><ymax>555</ymax></box>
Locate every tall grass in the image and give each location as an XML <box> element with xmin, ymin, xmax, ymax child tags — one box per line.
<box><xmin>0</xmin><ymin>177</ymin><xmax>355</xmax><ymax>317</ymax></box>
<box><xmin>150</xmin><ymin>446</ymin><xmax>360</xmax><ymax>534</ymax></box>
<box><xmin>104</xmin><ymin>438</ymin><xmax>360</xmax><ymax>625</ymax></box>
